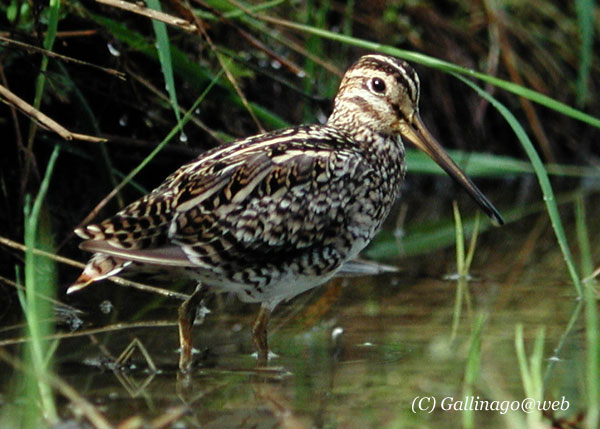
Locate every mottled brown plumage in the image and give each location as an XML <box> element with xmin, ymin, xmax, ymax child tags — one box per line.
<box><xmin>69</xmin><ymin>55</ymin><xmax>502</xmax><ymax>371</ymax></box>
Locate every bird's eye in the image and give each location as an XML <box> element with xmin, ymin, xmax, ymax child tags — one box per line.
<box><xmin>369</xmin><ymin>78</ymin><xmax>386</xmax><ymax>94</ymax></box>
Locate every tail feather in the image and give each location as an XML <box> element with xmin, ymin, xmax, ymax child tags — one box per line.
<box><xmin>67</xmin><ymin>253</ymin><xmax>130</xmax><ymax>294</ymax></box>
<box><xmin>74</xmin><ymin>212</ymin><xmax>168</xmax><ymax>250</ymax></box>
<box><xmin>337</xmin><ymin>259</ymin><xmax>398</xmax><ymax>276</ymax></box>
<box><xmin>74</xmin><ymin>224</ymin><xmax>103</xmax><ymax>240</ymax></box>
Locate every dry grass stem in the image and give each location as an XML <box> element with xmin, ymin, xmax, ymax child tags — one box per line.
<box><xmin>0</xmin><ymin>35</ymin><xmax>126</xmax><ymax>79</ymax></box>
<box><xmin>95</xmin><ymin>0</ymin><xmax>197</xmax><ymax>32</ymax></box>
<box><xmin>186</xmin><ymin>3</ymin><xmax>265</xmax><ymax>132</ymax></box>
<box><xmin>228</xmin><ymin>1</ymin><xmax>343</xmax><ymax>76</ymax></box>
<box><xmin>0</xmin><ymin>320</ymin><xmax>176</xmax><ymax>347</ymax></box>
<box><xmin>195</xmin><ymin>0</ymin><xmax>305</xmax><ymax>76</ymax></box>
<box><xmin>0</xmin><ymin>235</ymin><xmax>189</xmax><ymax>299</ymax></box>
<box><xmin>0</xmin><ymin>84</ymin><xmax>107</xmax><ymax>143</ymax></box>
<box><xmin>115</xmin><ymin>338</ymin><xmax>157</xmax><ymax>372</ymax></box>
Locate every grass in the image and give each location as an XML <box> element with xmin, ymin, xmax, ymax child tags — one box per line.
<box><xmin>15</xmin><ymin>145</ymin><xmax>60</xmax><ymax>427</ymax></box>
<box><xmin>450</xmin><ymin>201</ymin><xmax>479</xmax><ymax>341</ymax></box>
<box><xmin>462</xmin><ymin>313</ymin><xmax>486</xmax><ymax>429</ymax></box>
<box><xmin>454</xmin><ymin>74</ymin><xmax>583</xmax><ymax>295</ymax></box>
<box><xmin>4</xmin><ymin>0</ymin><xmax>62</xmax><ymax>424</ymax></box>
<box><xmin>26</xmin><ymin>0</ymin><xmax>59</xmax><ymax>146</ymax></box>
<box><xmin>575</xmin><ymin>195</ymin><xmax>599</xmax><ymax>429</ymax></box>
<box><xmin>146</xmin><ymin>0</ymin><xmax>184</xmax><ymax>138</ymax></box>
<box><xmin>515</xmin><ymin>325</ymin><xmax>545</xmax><ymax>428</ymax></box>
<box><xmin>253</xmin><ymin>15</ymin><xmax>600</xmax><ymax>129</ymax></box>
<box><xmin>366</xmin><ymin>189</ymin><xmax>583</xmax><ymax>260</ymax></box>
<box><xmin>575</xmin><ymin>0</ymin><xmax>595</xmax><ymax>107</ymax></box>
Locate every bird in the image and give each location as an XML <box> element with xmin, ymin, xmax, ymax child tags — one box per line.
<box><xmin>68</xmin><ymin>54</ymin><xmax>503</xmax><ymax>371</ymax></box>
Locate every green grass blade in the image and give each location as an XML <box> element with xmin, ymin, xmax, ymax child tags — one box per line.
<box><xmin>450</xmin><ymin>202</ymin><xmax>466</xmax><ymax>341</ymax></box>
<box><xmin>575</xmin><ymin>196</ymin><xmax>600</xmax><ymax>429</ymax></box>
<box><xmin>515</xmin><ymin>325</ymin><xmax>545</xmax><ymax>427</ymax></box>
<box><xmin>584</xmin><ymin>278</ymin><xmax>599</xmax><ymax>429</ymax></box>
<box><xmin>366</xmin><ymin>192</ymin><xmax>562</xmax><ymax>260</ymax></box>
<box><xmin>22</xmin><ymin>144</ymin><xmax>61</xmax><ymax>425</ymax></box>
<box><xmin>453</xmin><ymin>74</ymin><xmax>583</xmax><ymax>296</ymax></box>
<box><xmin>406</xmin><ymin>149</ymin><xmax>600</xmax><ymax>178</ymax></box>
<box><xmin>462</xmin><ymin>314</ymin><xmax>486</xmax><ymax>429</ymax></box>
<box><xmin>576</xmin><ymin>194</ymin><xmax>595</xmax><ymax>278</ymax></box>
<box><xmin>575</xmin><ymin>0</ymin><xmax>594</xmax><ymax>107</ymax></box>
<box><xmin>146</xmin><ymin>0</ymin><xmax>183</xmax><ymax>138</ymax></box>
<box><xmin>453</xmin><ymin>201</ymin><xmax>465</xmax><ymax>276</ymax></box>
<box><xmin>544</xmin><ymin>302</ymin><xmax>583</xmax><ymax>383</ymax></box>
<box><xmin>259</xmin><ymin>20</ymin><xmax>600</xmax><ymax>129</ymax></box>
<box><xmin>197</xmin><ymin>0</ymin><xmax>285</xmax><ymax>19</ymax></box>
<box><xmin>464</xmin><ymin>212</ymin><xmax>480</xmax><ymax>275</ymax></box>
<box><xmin>27</xmin><ymin>0</ymin><xmax>61</xmax><ymax>144</ymax></box>
<box><xmin>222</xmin><ymin>0</ymin><xmax>285</xmax><ymax>18</ymax></box>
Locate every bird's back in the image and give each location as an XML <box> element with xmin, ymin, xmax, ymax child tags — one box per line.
<box><xmin>71</xmin><ymin>124</ymin><xmax>406</xmax><ymax>298</ymax></box>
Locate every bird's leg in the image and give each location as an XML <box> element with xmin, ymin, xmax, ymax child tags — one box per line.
<box><xmin>178</xmin><ymin>283</ymin><xmax>208</xmax><ymax>372</ymax></box>
<box><xmin>252</xmin><ymin>303</ymin><xmax>272</xmax><ymax>365</ymax></box>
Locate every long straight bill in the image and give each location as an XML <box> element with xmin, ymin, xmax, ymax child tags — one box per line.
<box><xmin>401</xmin><ymin>113</ymin><xmax>504</xmax><ymax>226</ymax></box>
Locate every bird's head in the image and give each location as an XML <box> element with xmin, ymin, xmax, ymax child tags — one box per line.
<box><xmin>328</xmin><ymin>54</ymin><xmax>503</xmax><ymax>226</ymax></box>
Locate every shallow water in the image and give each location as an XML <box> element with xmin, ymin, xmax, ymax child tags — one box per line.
<box><xmin>0</xmin><ymin>211</ymin><xmax>595</xmax><ymax>428</ymax></box>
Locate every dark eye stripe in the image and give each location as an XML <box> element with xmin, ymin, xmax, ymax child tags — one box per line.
<box><xmin>392</xmin><ymin>103</ymin><xmax>408</xmax><ymax>121</ymax></box>
<box><xmin>357</xmin><ymin>55</ymin><xmax>420</xmax><ymax>103</ymax></box>
<box><xmin>394</xmin><ymin>73</ymin><xmax>417</xmax><ymax>103</ymax></box>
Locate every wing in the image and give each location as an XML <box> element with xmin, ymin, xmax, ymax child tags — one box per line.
<box><xmin>168</xmin><ymin>128</ymin><xmax>374</xmax><ymax>266</ymax></box>
<box><xmin>77</xmin><ymin>125</ymin><xmax>373</xmax><ymax>268</ymax></box>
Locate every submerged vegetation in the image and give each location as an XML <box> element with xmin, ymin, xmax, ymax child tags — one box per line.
<box><xmin>0</xmin><ymin>0</ymin><xmax>598</xmax><ymax>427</ymax></box>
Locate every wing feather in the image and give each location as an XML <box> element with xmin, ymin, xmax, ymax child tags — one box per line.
<box><xmin>77</xmin><ymin>125</ymin><xmax>373</xmax><ymax>269</ymax></box>
<box><xmin>79</xmin><ymin>240</ymin><xmax>196</xmax><ymax>267</ymax></box>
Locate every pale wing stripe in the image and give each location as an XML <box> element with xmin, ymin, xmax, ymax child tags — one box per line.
<box><xmin>232</xmin><ymin>166</ymin><xmax>273</xmax><ymax>203</ymax></box>
<box><xmin>175</xmin><ymin>178</ymin><xmax>229</xmax><ymax>212</ymax></box>
<box><xmin>271</xmin><ymin>149</ymin><xmax>331</xmax><ymax>164</ymax></box>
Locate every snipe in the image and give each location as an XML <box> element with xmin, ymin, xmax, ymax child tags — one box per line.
<box><xmin>69</xmin><ymin>55</ymin><xmax>503</xmax><ymax>371</ymax></box>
